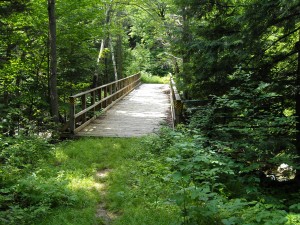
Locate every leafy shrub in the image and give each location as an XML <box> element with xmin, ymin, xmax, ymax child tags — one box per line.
<box><xmin>0</xmin><ymin>175</ymin><xmax>78</xmax><ymax>225</ymax></box>
<box><xmin>189</xmin><ymin>70</ymin><xmax>297</xmax><ymax>179</ymax></box>
<box><xmin>0</xmin><ymin>136</ymin><xmax>79</xmax><ymax>225</ymax></box>
<box><xmin>0</xmin><ymin>136</ymin><xmax>51</xmax><ymax>169</ymax></box>
<box><xmin>140</xmin><ymin>71</ymin><xmax>169</xmax><ymax>84</ymax></box>
<box><xmin>145</xmin><ymin>127</ymin><xmax>294</xmax><ymax>224</ymax></box>
<box><xmin>142</xmin><ymin>127</ymin><xmax>177</xmax><ymax>154</ymax></box>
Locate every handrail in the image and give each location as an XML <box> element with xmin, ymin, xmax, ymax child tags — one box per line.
<box><xmin>69</xmin><ymin>73</ymin><xmax>141</xmax><ymax>134</ymax></box>
<box><xmin>170</xmin><ymin>76</ymin><xmax>183</xmax><ymax>128</ymax></box>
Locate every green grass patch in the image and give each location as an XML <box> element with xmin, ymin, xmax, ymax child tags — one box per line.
<box><xmin>34</xmin><ymin>137</ymin><xmax>142</xmax><ymax>225</ymax></box>
<box><xmin>113</xmin><ymin>208</ymin><xmax>178</xmax><ymax>225</ymax></box>
<box><xmin>140</xmin><ymin>72</ymin><xmax>170</xmax><ymax>84</ymax></box>
<box><xmin>8</xmin><ymin>136</ymin><xmax>179</xmax><ymax>225</ymax></box>
<box><xmin>105</xmin><ymin>139</ymin><xmax>180</xmax><ymax>224</ymax></box>
<box><xmin>37</xmin><ymin>207</ymin><xmax>100</xmax><ymax>225</ymax></box>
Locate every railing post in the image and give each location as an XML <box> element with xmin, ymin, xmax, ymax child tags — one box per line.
<box><xmin>126</xmin><ymin>78</ymin><xmax>129</xmax><ymax>92</ymax></box>
<box><xmin>174</xmin><ymin>99</ymin><xmax>183</xmax><ymax>125</ymax></box>
<box><xmin>114</xmin><ymin>83</ymin><xmax>117</xmax><ymax>100</ymax></box>
<box><xmin>81</xmin><ymin>95</ymin><xmax>86</xmax><ymax>123</ymax></box>
<box><xmin>118</xmin><ymin>80</ymin><xmax>121</xmax><ymax>97</ymax></box>
<box><xmin>118</xmin><ymin>80</ymin><xmax>120</xmax><ymax>96</ymax></box>
<box><xmin>130</xmin><ymin>75</ymin><xmax>133</xmax><ymax>89</ymax></box>
<box><xmin>91</xmin><ymin>91</ymin><xmax>95</xmax><ymax>113</ymax></box>
<box><xmin>97</xmin><ymin>89</ymin><xmax>102</xmax><ymax>111</ymax></box>
<box><xmin>109</xmin><ymin>84</ymin><xmax>113</xmax><ymax>104</ymax></box>
<box><xmin>104</xmin><ymin>86</ymin><xmax>107</xmax><ymax>108</ymax></box>
<box><xmin>69</xmin><ymin>96</ymin><xmax>76</xmax><ymax>133</ymax></box>
<box><xmin>170</xmin><ymin>76</ymin><xmax>183</xmax><ymax>127</ymax></box>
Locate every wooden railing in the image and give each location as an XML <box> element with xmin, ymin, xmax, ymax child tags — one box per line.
<box><xmin>170</xmin><ymin>76</ymin><xmax>183</xmax><ymax>128</ymax></box>
<box><xmin>69</xmin><ymin>73</ymin><xmax>141</xmax><ymax>133</ymax></box>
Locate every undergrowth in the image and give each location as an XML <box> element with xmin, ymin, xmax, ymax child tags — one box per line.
<box><xmin>1</xmin><ymin>126</ymin><xmax>300</xmax><ymax>224</ymax></box>
<box><xmin>140</xmin><ymin>71</ymin><xmax>169</xmax><ymax>84</ymax></box>
<box><xmin>138</xmin><ymin>127</ymin><xmax>300</xmax><ymax>225</ymax></box>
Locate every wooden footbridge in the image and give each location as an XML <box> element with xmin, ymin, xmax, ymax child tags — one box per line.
<box><xmin>66</xmin><ymin>73</ymin><xmax>183</xmax><ymax>137</ymax></box>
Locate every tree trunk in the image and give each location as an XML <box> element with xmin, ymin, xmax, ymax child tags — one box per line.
<box><xmin>48</xmin><ymin>0</ymin><xmax>59</xmax><ymax>123</ymax></box>
<box><xmin>110</xmin><ymin>36</ymin><xmax>118</xmax><ymax>81</ymax></box>
<box><xmin>116</xmin><ymin>10</ymin><xmax>123</xmax><ymax>79</ymax></box>
<box><xmin>93</xmin><ymin>39</ymin><xmax>106</xmax><ymax>88</ymax></box>
<box><xmin>94</xmin><ymin>5</ymin><xmax>112</xmax><ymax>87</ymax></box>
<box><xmin>296</xmin><ymin>31</ymin><xmax>300</xmax><ymax>184</ymax></box>
<box><xmin>98</xmin><ymin>39</ymin><xmax>105</xmax><ymax>64</ymax></box>
<box><xmin>182</xmin><ymin>6</ymin><xmax>191</xmax><ymax>99</ymax></box>
<box><xmin>116</xmin><ymin>34</ymin><xmax>123</xmax><ymax>78</ymax></box>
<box><xmin>3</xmin><ymin>44</ymin><xmax>15</xmax><ymax>106</ymax></box>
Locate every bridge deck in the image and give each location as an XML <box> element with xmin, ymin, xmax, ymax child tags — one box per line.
<box><xmin>76</xmin><ymin>84</ymin><xmax>170</xmax><ymax>137</ymax></box>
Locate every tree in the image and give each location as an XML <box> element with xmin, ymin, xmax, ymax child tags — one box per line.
<box><xmin>93</xmin><ymin>4</ymin><xmax>112</xmax><ymax>87</ymax></box>
<box><xmin>296</xmin><ymin>30</ymin><xmax>300</xmax><ymax>182</ymax></box>
<box><xmin>0</xmin><ymin>0</ymin><xmax>108</xmax><ymax>134</ymax></box>
<box><xmin>47</xmin><ymin>0</ymin><xmax>59</xmax><ymax>123</ymax></box>
<box><xmin>122</xmin><ymin>0</ymin><xmax>173</xmax><ymax>76</ymax></box>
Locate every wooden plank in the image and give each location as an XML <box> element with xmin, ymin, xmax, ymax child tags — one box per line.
<box><xmin>74</xmin><ymin>82</ymin><xmax>140</xmax><ymax>118</ymax></box>
<box><xmin>76</xmin><ymin>84</ymin><xmax>170</xmax><ymax>137</ymax></box>
<box><xmin>69</xmin><ymin>74</ymin><xmax>141</xmax><ymax>133</ymax></box>
<box><xmin>170</xmin><ymin>77</ymin><xmax>183</xmax><ymax>126</ymax></box>
<box><xmin>74</xmin><ymin>83</ymin><xmax>141</xmax><ymax>133</ymax></box>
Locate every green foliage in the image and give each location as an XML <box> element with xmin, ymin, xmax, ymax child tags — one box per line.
<box><xmin>0</xmin><ymin>176</ymin><xmax>77</xmax><ymax>225</ymax></box>
<box><xmin>144</xmin><ymin>127</ymin><xmax>298</xmax><ymax>225</ymax></box>
<box><xmin>143</xmin><ymin>127</ymin><xmax>176</xmax><ymax>153</ymax></box>
<box><xmin>1</xmin><ymin>137</ymin><xmax>139</xmax><ymax>224</ymax></box>
<box><xmin>189</xmin><ymin>70</ymin><xmax>297</xmax><ymax>176</ymax></box>
<box><xmin>0</xmin><ymin>136</ymin><xmax>51</xmax><ymax>178</ymax></box>
<box><xmin>0</xmin><ymin>0</ymin><xmax>120</xmax><ymax>134</ymax></box>
<box><xmin>1</xmin><ymin>0</ymin><xmax>300</xmax><ymax>224</ymax></box>
<box><xmin>36</xmin><ymin>137</ymin><xmax>156</xmax><ymax>224</ymax></box>
<box><xmin>124</xmin><ymin>1</ymin><xmax>173</xmax><ymax>76</ymax></box>
<box><xmin>1</xmin><ymin>133</ymin><xmax>298</xmax><ymax>225</ymax></box>
<box><xmin>141</xmin><ymin>72</ymin><xmax>170</xmax><ymax>84</ymax></box>
<box><xmin>0</xmin><ymin>136</ymin><xmax>77</xmax><ymax>225</ymax></box>
<box><xmin>125</xmin><ymin>43</ymin><xmax>152</xmax><ymax>74</ymax></box>
<box><xmin>105</xmin><ymin>136</ymin><xmax>181</xmax><ymax>225</ymax></box>
<box><xmin>56</xmin><ymin>0</ymin><xmax>103</xmax><ymax>86</ymax></box>
<box><xmin>170</xmin><ymin>0</ymin><xmax>299</xmax><ymax>100</ymax></box>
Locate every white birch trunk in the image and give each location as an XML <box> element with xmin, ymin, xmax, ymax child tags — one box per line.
<box><xmin>110</xmin><ymin>36</ymin><xmax>118</xmax><ymax>81</ymax></box>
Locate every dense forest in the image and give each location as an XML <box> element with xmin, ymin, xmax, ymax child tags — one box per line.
<box><xmin>1</xmin><ymin>0</ymin><xmax>300</xmax><ymax>224</ymax></box>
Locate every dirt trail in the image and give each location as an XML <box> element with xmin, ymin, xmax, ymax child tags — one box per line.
<box><xmin>95</xmin><ymin>169</ymin><xmax>116</xmax><ymax>225</ymax></box>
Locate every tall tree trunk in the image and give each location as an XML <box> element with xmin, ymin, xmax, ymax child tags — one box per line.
<box><xmin>94</xmin><ymin>5</ymin><xmax>112</xmax><ymax>87</ymax></box>
<box><xmin>110</xmin><ymin>36</ymin><xmax>118</xmax><ymax>81</ymax></box>
<box><xmin>116</xmin><ymin>34</ymin><xmax>123</xmax><ymax>78</ymax></box>
<box><xmin>93</xmin><ymin>39</ymin><xmax>106</xmax><ymax>88</ymax></box>
<box><xmin>97</xmin><ymin>39</ymin><xmax>106</xmax><ymax>64</ymax></box>
<box><xmin>48</xmin><ymin>0</ymin><xmax>59</xmax><ymax>123</ymax></box>
<box><xmin>3</xmin><ymin>44</ymin><xmax>15</xmax><ymax>106</ymax></box>
<box><xmin>182</xmin><ymin>6</ymin><xmax>191</xmax><ymax>99</ymax></box>
<box><xmin>116</xmin><ymin>10</ymin><xmax>123</xmax><ymax>79</ymax></box>
<box><xmin>296</xmin><ymin>31</ymin><xmax>300</xmax><ymax>184</ymax></box>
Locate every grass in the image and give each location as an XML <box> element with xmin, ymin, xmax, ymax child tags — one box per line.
<box><xmin>105</xmin><ymin>137</ymin><xmax>180</xmax><ymax>225</ymax></box>
<box><xmin>34</xmin><ymin>137</ymin><xmax>180</xmax><ymax>225</ymax></box>
<box><xmin>34</xmin><ymin>137</ymin><xmax>138</xmax><ymax>224</ymax></box>
<box><xmin>3</xmin><ymin>134</ymin><xmax>300</xmax><ymax>224</ymax></box>
<box><xmin>140</xmin><ymin>72</ymin><xmax>170</xmax><ymax>84</ymax></box>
